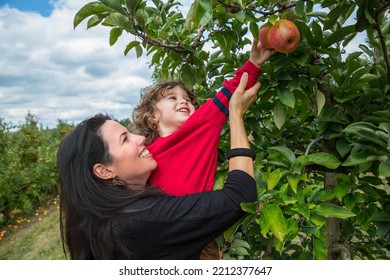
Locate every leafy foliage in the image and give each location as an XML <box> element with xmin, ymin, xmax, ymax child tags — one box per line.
<box><xmin>3</xmin><ymin>0</ymin><xmax>389</xmax><ymax>254</ymax></box>
<box><xmin>45</xmin><ymin>0</ymin><xmax>390</xmax><ymax>259</ymax></box>
<box><xmin>0</xmin><ymin>115</ymin><xmax>73</xmax><ymax>228</ymax></box>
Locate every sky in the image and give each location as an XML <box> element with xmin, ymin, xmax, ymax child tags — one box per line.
<box><xmin>0</xmin><ymin>0</ymin><xmax>366</xmax><ymax>129</ymax></box>
<box><xmin>0</xmin><ymin>0</ymin><xmax>191</xmax><ymax>128</ymax></box>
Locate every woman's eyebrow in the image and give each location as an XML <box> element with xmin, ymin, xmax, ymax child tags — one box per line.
<box><xmin>119</xmin><ymin>130</ymin><xmax>128</xmax><ymax>143</ymax></box>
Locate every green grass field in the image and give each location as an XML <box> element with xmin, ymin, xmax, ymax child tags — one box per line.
<box><xmin>0</xmin><ymin>205</ymin><xmax>65</xmax><ymax>260</ymax></box>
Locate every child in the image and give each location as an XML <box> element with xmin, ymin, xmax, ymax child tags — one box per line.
<box><xmin>132</xmin><ymin>40</ymin><xmax>273</xmax><ymax>195</ymax></box>
<box><xmin>132</xmin><ymin>40</ymin><xmax>273</xmax><ymax>258</ymax></box>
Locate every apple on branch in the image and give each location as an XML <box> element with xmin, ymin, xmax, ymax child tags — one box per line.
<box><xmin>259</xmin><ymin>19</ymin><xmax>300</xmax><ymax>54</ymax></box>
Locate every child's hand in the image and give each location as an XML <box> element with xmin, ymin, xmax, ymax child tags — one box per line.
<box><xmin>249</xmin><ymin>40</ymin><xmax>275</xmax><ymax>68</ymax></box>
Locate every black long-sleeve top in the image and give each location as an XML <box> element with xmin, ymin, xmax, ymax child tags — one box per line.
<box><xmin>116</xmin><ymin>169</ymin><xmax>257</xmax><ymax>259</ymax></box>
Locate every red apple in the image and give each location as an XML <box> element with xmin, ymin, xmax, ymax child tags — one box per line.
<box><xmin>268</xmin><ymin>19</ymin><xmax>300</xmax><ymax>54</ymax></box>
<box><xmin>259</xmin><ymin>24</ymin><xmax>273</xmax><ymax>49</ymax></box>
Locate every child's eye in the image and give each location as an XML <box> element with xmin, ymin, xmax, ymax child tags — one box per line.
<box><xmin>169</xmin><ymin>96</ymin><xmax>177</xmax><ymax>100</ymax></box>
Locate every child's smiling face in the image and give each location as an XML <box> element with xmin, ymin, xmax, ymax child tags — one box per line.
<box><xmin>153</xmin><ymin>86</ymin><xmax>196</xmax><ymax>137</ymax></box>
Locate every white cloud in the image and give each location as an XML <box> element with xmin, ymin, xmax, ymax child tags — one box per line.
<box><xmin>0</xmin><ymin>0</ymin><xmax>153</xmax><ymax>128</ymax></box>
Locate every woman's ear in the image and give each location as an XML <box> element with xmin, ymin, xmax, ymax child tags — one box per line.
<box><xmin>92</xmin><ymin>163</ymin><xmax>115</xmax><ymax>180</ymax></box>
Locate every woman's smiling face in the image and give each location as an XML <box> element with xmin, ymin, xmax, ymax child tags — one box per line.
<box><xmin>97</xmin><ymin>120</ymin><xmax>157</xmax><ymax>185</ymax></box>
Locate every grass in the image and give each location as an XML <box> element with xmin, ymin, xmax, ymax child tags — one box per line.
<box><xmin>0</xmin><ymin>204</ymin><xmax>65</xmax><ymax>260</ymax></box>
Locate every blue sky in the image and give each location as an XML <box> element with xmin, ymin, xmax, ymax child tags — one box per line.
<box><xmin>0</xmin><ymin>0</ymin><xmax>54</xmax><ymax>16</ymax></box>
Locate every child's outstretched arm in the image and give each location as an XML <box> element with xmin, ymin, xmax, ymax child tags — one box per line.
<box><xmin>223</xmin><ymin>40</ymin><xmax>274</xmax><ymax>93</ymax></box>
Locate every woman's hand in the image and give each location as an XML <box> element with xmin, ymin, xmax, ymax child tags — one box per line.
<box><xmin>229</xmin><ymin>72</ymin><xmax>261</xmax><ymax>118</ymax></box>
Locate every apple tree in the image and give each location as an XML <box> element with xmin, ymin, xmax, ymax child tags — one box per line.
<box><xmin>74</xmin><ymin>0</ymin><xmax>390</xmax><ymax>259</ymax></box>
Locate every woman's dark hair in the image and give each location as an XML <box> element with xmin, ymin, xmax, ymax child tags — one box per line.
<box><xmin>57</xmin><ymin>113</ymin><xmax>162</xmax><ymax>259</ymax></box>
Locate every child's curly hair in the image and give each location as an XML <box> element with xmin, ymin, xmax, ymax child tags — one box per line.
<box><xmin>132</xmin><ymin>81</ymin><xmax>199</xmax><ymax>145</ymax></box>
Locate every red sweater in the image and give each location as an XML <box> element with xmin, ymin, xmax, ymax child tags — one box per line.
<box><xmin>147</xmin><ymin>60</ymin><xmax>261</xmax><ymax>195</ymax></box>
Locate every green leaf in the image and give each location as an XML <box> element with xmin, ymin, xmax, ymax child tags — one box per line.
<box><xmin>224</xmin><ymin>215</ymin><xmax>247</xmax><ymax>240</ymax></box>
<box><xmin>336</xmin><ymin>138</ymin><xmax>351</xmax><ymax>158</ymax></box>
<box><xmin>250</xmin><ymin>21</ymin><xmax>259</xmax><ymax>39</ymax></box>
<box><xmin>87</xmin><ymin>14</ymin><xmax>105</xmax><ymax>29</ymax></box>
<box><xmin>323</xmin><ymin>25</ymin><xmax>356</xmax><ymax>48</ymax></box>
<box><xmin>355</xmin><ymin>2</ymin><xmax>370</xmax><ymax>32</ymax></box>
<box><xmin>369</xmin><ymin>211</ymin><xmax>390</xmax><ymax>222</ymax></box>
<box><xmin>231</xmin><ymin>239</ymin><xmax>250</xmax><ymax>249</ymax></box>
<box><xmin>134</xmin><ymin>44</ymin><xmax>142</xmax><ymax>58</ymax></box>
<box><xmin>269</xmin><ymin>146</ymin><xmax>296</xmax><ymax>164</ymax></box>
<box><xmin>265</xmin><ymin>169</ymin><xmax>281</xmax><ymax>190</ymax></box>
<box><xmin>234</xmin><ymin>11</ymin><xmax>246</xmax><ymax>23</ymax></box>
<box><xmin>125</xmin><ymin>0</ymin><xmax>142</xmax><ymax>14</ymax></box>
<box><xmin>100</xmin><ymin>0</ymin><xmax>125</xmax><ymax>14</ymax></box>
<box><xmin>294</xmin><ymin>21</ymin><xmax>314</xmax><ymax>45</ymax></box>
<box><xmin>379</xmin><ymin>158</ymin><xmax>390</xmax><ymax>177</ymax></box>
<box><xmin>269</xmin><ymin>14</ymin><xmax>278</xmax><ymax>25</ymax></box>
<box><xmin>313</xmin><ymin>237</ymin><xmax>327</xmax><ymax>260</ymax></box>
<box><xmin>160</xmin><ymin>13</ymin><xmax>182</xmax><ymax>34</ymax></box>
<box><xmin>294</xmin><ymin>153</ymin><xmax>341</xmax><ymax>172</ymax></box>
<box><xmin>342</xmin><ymin>147</ymin><xmax>376</xmax><ymax>166</ymax></box>
<box><xmin>311</xmin><ymin>20</ymin><xmax>323</xmax><ymax>45</ymax></box>
<box><xmin>73</xmin><ymin>2</ymin><xmax>112</xmax><ymax>29</ymax></box>
<box><xmin>313</xmin><ymin>203</ymin><xmax>356</xmax><ymax>219</ymax></box>
<box><xmin>323</xmin><ymin>4</ymin><xmax>349</xmax><ymax>30</ymax></box>
<box><xmin>278</xmin><ymin>88</ymin><xmax>295</xmax><ymax>108</ymax></box>
<box><xmin>343</xmin><ymin>194</ymin><xmax>357</xmax><ymax>210</ymax></box>
<box><xmin>184</xmin><ymin>0</ymin><xmax>212</xmax><ymax>30</ymax></box>
<box><xmin>134</xmin><ymin>8</ymin><xmax>147</xmax><ymax>28</ymax></box>
<box><xmin>308</xmin><ymin>64</ymin><xmax>321</xmax><ymax>78</ymax></box>
<box><xmin>310</xmin><ymin>214</ymin><xmax>326</xmax><ymax>227</ymax></box>
<box><xmin>261</xmin><ymin>203</ymin><xmax>287</xmax><ymax>242</ymax></box>
<box><xmin>295</xmin><ymin>0</ymin><xmax>305</xmax><ymax>16</ymax></box>
<box><xmin>102</xmin><ymin>12</ymin><xmax>132</xmax><ymax>29</ymax></box>
<box><xmin>124</xmin><ymin>41</ymin><xmax>141</xmax><ymax>56</ymax></box>
<box><xmin>315</xmin><ymin>190</ymin><xmax>336</xmax><ymax>202</ymax></box>
<box><xmin>257</xmin><ymin>213</ymin><xmax>270</xmax><ymax>238</ymax></box>
<box><xmin>231</xmin><ymin>246</ymin><xmax>250</xmax><ymax>256</ymax></box>
<box><xmin>240</xmin><ymin>202</ymin><xmax>257</xmax><ymax>214</ymax></box>
<box><xmin>109</xmin><ymin>27</ymin><xmax>122</xmax><ymax>46</ymax></box>
<box><xmin>180</xmin><ymin>64</ymin><xmax>196</xmax><ymax>89</ymax></box>
<box><xmin>287</xmin><ymin>174</ymin><xmax>307</xmax><ymax>194</ymax></box>
<box><xmin>334</xmin><ymin>182</ymin><xmax>351</xmax><ymax>202</ymax></box>
<box><xmin>292</xmin><ymin>203</ymin><xmax>310</xmax><ymax>220</ymax></box>
<box><xmin>377</xmin><ymin>222</ymin><xmax>390</xmax><ymax>238</ymax></box>
<box><xmin>274</xmin><ymin>101</ymin><xmax>286</xmax><ymax>130</ymax></box>
<box><xmin>316</xmin><ymin>89</ymin><xmax>326</xmax><ymax>115</ymax></box>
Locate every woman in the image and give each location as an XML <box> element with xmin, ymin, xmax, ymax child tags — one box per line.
<box><xmin>58</xmin><ymin>73</ymin><xmax>259</xmax><ymax>259</ymax></box>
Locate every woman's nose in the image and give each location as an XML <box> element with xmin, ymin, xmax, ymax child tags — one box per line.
<box><xmin>133</xmin><ymin>134</ymin><xmax>146</xmax><ymax>145</ymax></box>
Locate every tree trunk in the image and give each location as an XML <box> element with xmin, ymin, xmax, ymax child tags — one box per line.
<box><xmin>324</xmin><ymin>172</ymin><xmax>350</xmax><ymax>259</ymax></box>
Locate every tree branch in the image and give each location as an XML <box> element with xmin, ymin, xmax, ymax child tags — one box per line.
<box><xmin>216</xmin><ymin>0</ymin><xmax>295</xmax><ymax>18</ymax></box>
<box><xmin>136</xmin><ymin>32</ymin><xmax>193</xmax><ymax>54</ymax></box>
<box><xmin>192</xmin><ymin>23</ymin><xmax>208</xmax><ymax>50</ymax></box>
<box><xmin>374</xmin><ymin>3</ymin><xmax>390</xmax><ymax>91</ymax></box>
<box><xmin>305</xmin><ymin>136</ymin><xmax>324</xmax><ymax>155</ymax></box>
